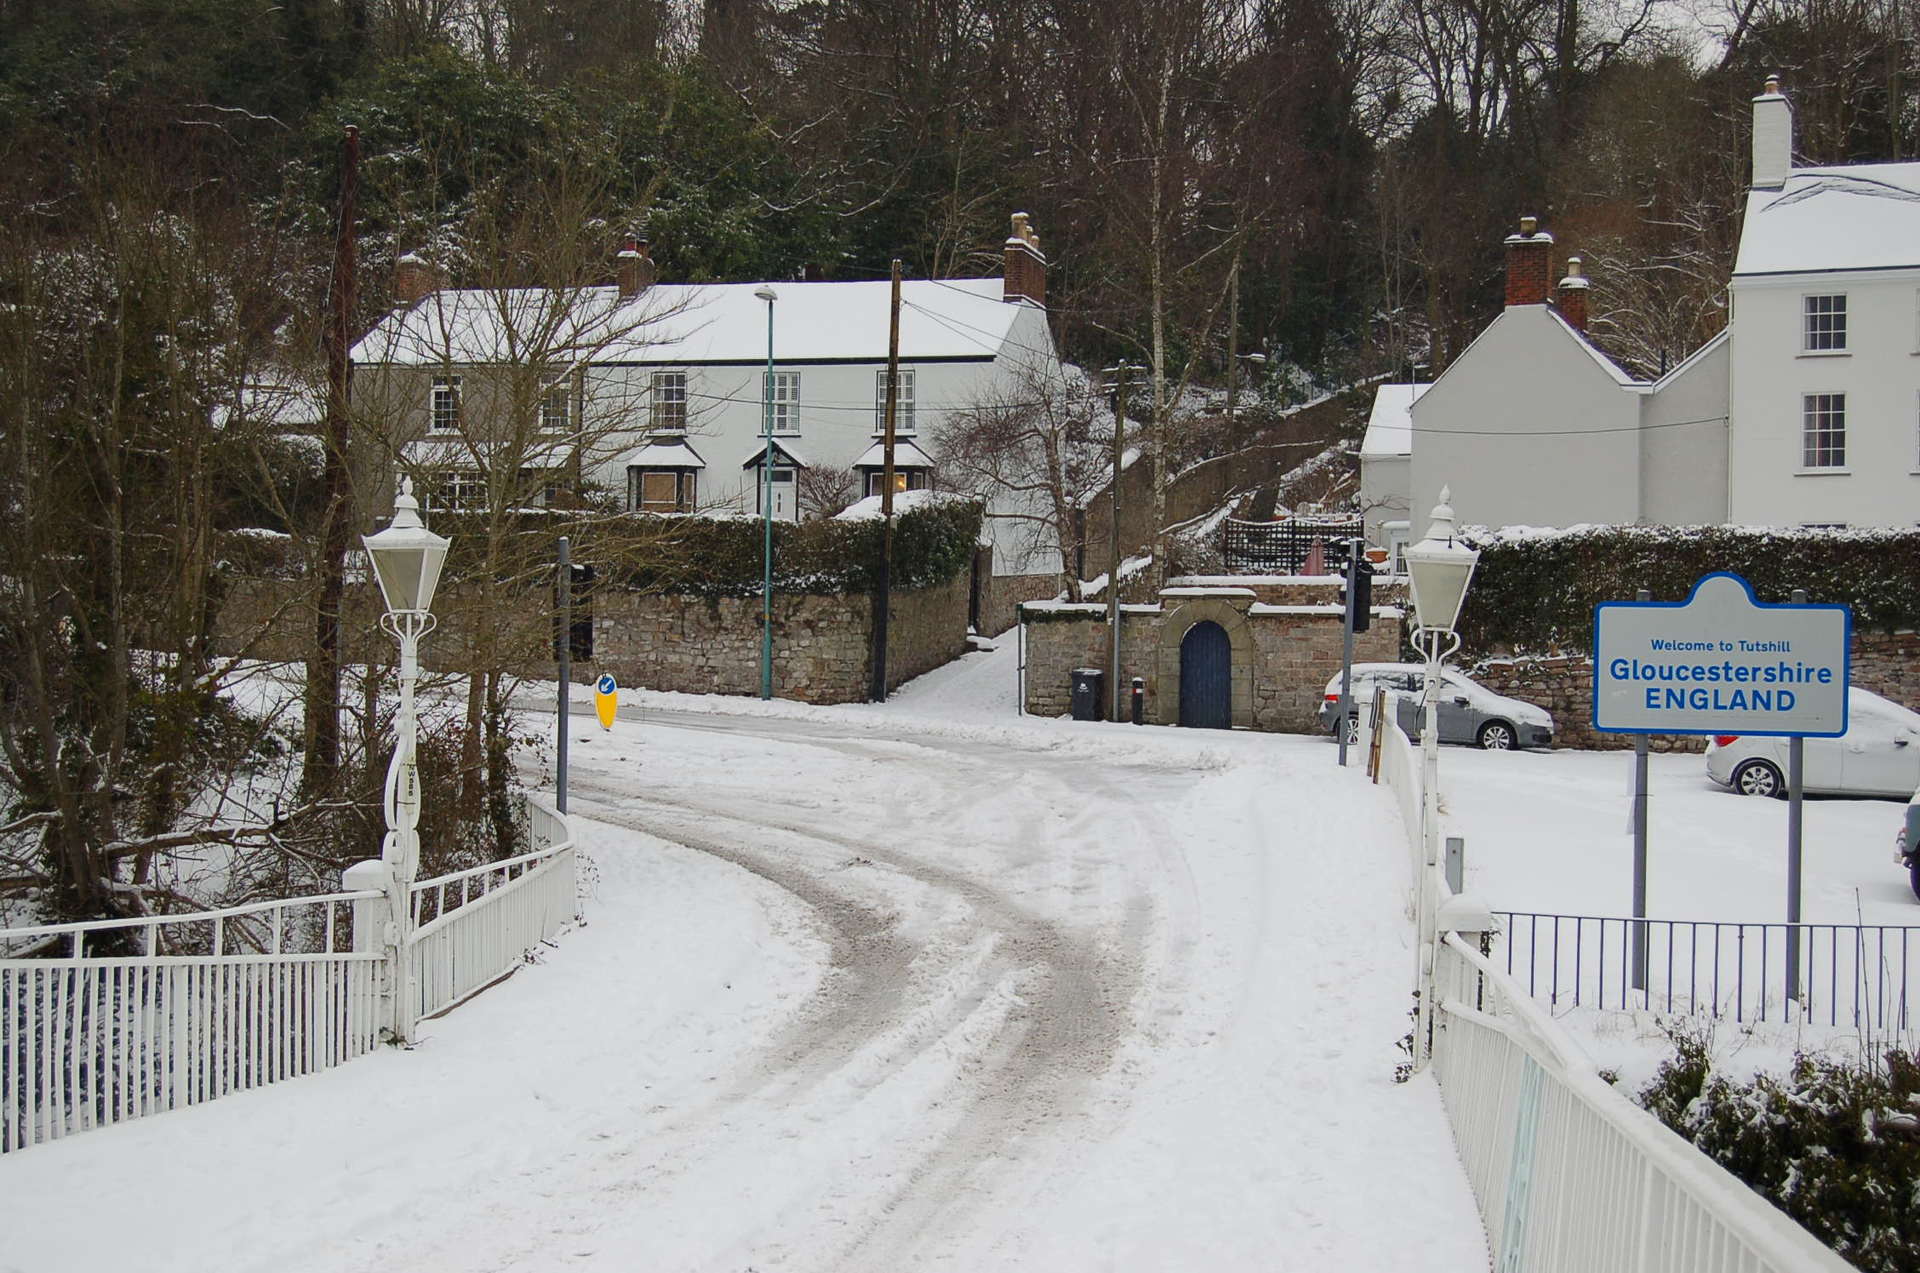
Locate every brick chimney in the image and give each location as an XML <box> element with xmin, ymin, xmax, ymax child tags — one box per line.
<box><xmin>1555</xmin><ymin>255</ymin><xmax>1590</xmax><ymax>333</ymax></box>
<box><xmin>1003</xmin><ymin>211</ymin><xmax>1047</xmax><ymax>307</ymax></box>
<box><xmin>393</xmin><ymin>252</ymin><xmax>446</xmax><ymax>307</ymax></box>
<box><xmin>1752</xmin><ymin>75</ymin><xmax>1792</xmax><ymax>189</ymax></box>
<box><xmin>1503</xmin><ymin>216</ymin><xmax>1554</xmax><ymax>307</ymax></box>
<box><xmin>616</xmin><ymin>238</ymin><xmax>656</xmax><ymax>299</ymax></box>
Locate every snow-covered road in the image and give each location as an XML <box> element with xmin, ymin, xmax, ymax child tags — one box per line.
<box><xmin>0</xmin><ymin>649</ymin><xmax>1488</xmax><ymax>1271</ymax></box>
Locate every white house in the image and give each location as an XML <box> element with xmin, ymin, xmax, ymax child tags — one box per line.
<box><xmin>351</xmin><ymin>213</ymin><xmax>1065</xmax><ymax>582</ymax></box>
<box><xmin>1366</xmin><ymin>77</ymin><xmax>1920</xmax><ymax>536</ymax></box>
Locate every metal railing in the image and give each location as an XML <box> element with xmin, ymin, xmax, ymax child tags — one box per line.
<box><xmin>406</xmin><ymin>800</ymin><xmax>576</xmax><ymax>1022</ymax></box>
<box><xmin>0</xmin><ymin>795</ymin><xmax>577</xmax><ymax>1154</ymax></box>
<box><xmin>1494</xmin><ymin>910</ymin><xmax>1920</xmax><ymax>1035</ymax></box>
<box><xmin>1431</xmin><ymin>933</ymin><xmax>1854</xmax><ymax>1272</ymax></box>
<box><xmin>1</xmin><ymin>892</ymin><xmax>383</xmax><ymax>1153</ymax></box>
<box><xmin>1221</xmin><ymin>516</ymin><xmax>1363</xmax><ymax>573</ymax></box>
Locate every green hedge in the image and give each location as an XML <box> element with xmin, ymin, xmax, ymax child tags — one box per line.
<box><xmin>1459</xmin><ymin>526</ymin><xmax>1920</xmax><ymax>656</ymax></box>
<box><xmin>618</xmin><ymin>498</ymin><xmax>985</xmax><ymax>597</ymax></box>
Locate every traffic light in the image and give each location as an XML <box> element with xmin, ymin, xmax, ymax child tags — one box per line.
<box><xmin>1343</xmin><ymin>551</ymin><xmax>1373</xmax><ymax>632</ymax></box>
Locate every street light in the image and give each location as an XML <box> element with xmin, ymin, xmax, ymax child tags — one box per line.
<box><xmin>362</xmin><ymin>475</ymin><xmax>449</xmax><ymax>1043</ymax></box>
<box><xmin>1402</xmin><ymin>485</ymin><xmax>1478</xmax><ymax>1068</ymax></box>
<box><xmin>755</xmin><ymin>285</ymin><xmax>777</xmax><ymax>701</ymax></box>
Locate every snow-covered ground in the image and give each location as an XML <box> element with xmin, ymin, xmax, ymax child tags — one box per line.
<box><xmin>0</xmin><ymin>642</ymin><xmax>1489</xmax><ymax>1272</ymax></box>
<box><xmin>1442</xmin><ymin>742</ymin><xmax>1913</xmax><ymax>925</ymax></box>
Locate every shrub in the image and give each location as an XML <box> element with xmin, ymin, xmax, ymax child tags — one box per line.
<box><xmin>1638</xmin><ymin>1039</ymin><xmax>1920</xmax><ymax>1271</ymax></box>
<box><xmin>1458</xmin><ymin>526</ymin><xmax>1920</xmax><ymax>658</ymax></box>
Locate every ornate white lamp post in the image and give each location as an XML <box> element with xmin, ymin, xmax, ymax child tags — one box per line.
<box><xmin>362</xmin><ymin>476</ymin><xmax>449</xmax><ymax>1042</ymax></box>
<box><xmin>1402</xmin><ymin>486</ymin><xmax>1478</xmax><ymax>1067</ymax></box>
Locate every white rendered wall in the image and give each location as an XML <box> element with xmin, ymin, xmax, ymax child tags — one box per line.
<box><xmin>1360</xmin><ymin>453</ymin><xmax>1410</xmax><ymax>547</ymax></box>
<box><xmin>1410</xmin><ymin>307</ymin><xmax>1642</xmax><ymax>529</ymax></box>
<box><xmin>1640</xmin><ymin>334</ymin><xmax>1730</xmax><ymax>524</ymax></box>
<box><xmin>579</xmin><ymin>304</ymin><xmax>1060</xmax><ymax>576</ymax></box>
<box><xmin>1727</xmin><ymin>272</ymin><xmax>1920</xmax><ymax>527</ymax></box>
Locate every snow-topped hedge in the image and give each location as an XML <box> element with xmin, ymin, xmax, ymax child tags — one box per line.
<box><xmin>1459</xmin><ymin>525</ymin><xmax>1920</xmax><ymax>656</ymax></box>
<box><xmin>618</xmin><ymin>497</ymin><xmax>985</xmax><ymax>597</ymax></box>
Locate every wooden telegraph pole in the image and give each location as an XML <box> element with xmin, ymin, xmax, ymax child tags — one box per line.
<box><xmin>870</xmin><ymin>259</ymin><xmax>903</xmax><ymax>701</ymax></box>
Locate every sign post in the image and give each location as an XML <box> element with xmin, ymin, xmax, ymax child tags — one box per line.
<box><xmin>1593</xmin><ymin>573</ymin><xmax>1849</xmax><ymax>1008</ymax></box>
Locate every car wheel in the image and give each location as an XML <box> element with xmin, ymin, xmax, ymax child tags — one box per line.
<box><xmin>1910</xmin><ymin>858</ymin><xmax>1920</xmax><ymax>904</ymax></box>
<box><xmin>1732</xmin><ymin>758</ymin><xmax>1785</xmax><ymax>798</ymax></box>
<box><xmin>1477</xmin><ymin>721</ymin><xmax>1515</xmax><ymax>750</ymax></box>
<box><xmin>1343</xmin><ymin>715</ymin><xmax>1361</xmax><ymax>746</ymax></box>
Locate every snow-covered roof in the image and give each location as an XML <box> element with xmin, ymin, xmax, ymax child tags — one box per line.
<box><xmin>615</xmin><ymin>438</ymin><xmax>707</xmax><ymax>469</ymax></box>
<box><xmin>832</xmin><ymin>489</ymin><xmax>966</xmax><ymax>520</ymax></box>
<box><xmin>853</xmin><ymin>439</ymin><xmax>936</xmax><ymax>469</ymax></box>
<box><xmin>352</xmin><ymin>279</ymin><xmax>1028</xmax><ymax>367</ymax></box>
<box><xmin>1361</xmin><ymin>384</ymin><xmax>1428</xmax><ymax>457</ymax></box>
<box><xmin>1734</xmin><ymin>162</ymin><xmax>1920</xmax><ymax>276</ymax></box>
<box><xmin>739</xmin><ymin>439</ymin><xmax>806</xmax><ymax>469</ymax></box>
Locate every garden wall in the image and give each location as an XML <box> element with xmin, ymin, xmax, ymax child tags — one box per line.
<box><xmin>1021</xmin><ymin>586</ymin><xmax>1403</xmax><ymax>732</ymax></box>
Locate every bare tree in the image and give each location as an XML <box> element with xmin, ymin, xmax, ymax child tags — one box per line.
<box><xmin>935</xmin><ymin>363</ymin><xmax>1104</xmax><ymax>601</ymax></box>
<box><xmin>796</xmin><ymin>463</ymin><xmax>860</xmax><ymax>520</ymax></box>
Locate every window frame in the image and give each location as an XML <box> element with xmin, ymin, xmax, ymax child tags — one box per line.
<box><xmin>629</xmin><ymin>467</ymin><xmax>698</xmax><ymax>514</ymax></box>
<box><xmin>538</xmin><ymin>375</ymin><xmax>572</xmax><ymax>435</ymax></box>
<box><xmin>874</xmin><ymin>368</ymin><xmax>917</xmax><ymax>435</ymax></box>
<box><xmin>1802</xmin><ymin>293</ymin><xmax>1847</xmax><ymax>353</ymax></box>
<box><xmin>1800</xmin><ymin>391</ymin><xmax>1847</xmax><ymax>470</ymax></box>
<box><xmin>430</xmin><ymin>374</ymin><xmax>462</xmax><ymax>433</ymax></box>
<box><xmin>650</xmin><ymin>370</ymin><xmax>688</xmax><ymax>434</ymax></box>
<box><xmin>430</xmin><ymin>469</ymin><xmax>484</xmax><ymax>512</ymax></box>
<box><xmin>763</xmin><ymin>370</ymin><xmax>801</xmax><ymax>434</ymax></box>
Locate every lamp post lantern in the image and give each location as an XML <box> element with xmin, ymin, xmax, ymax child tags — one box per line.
<box><xmin>755</xmin><ymin>285</ymin><xmax>778</xmax><ymax>700</ymax></box>
<box><xmin>362</xmin><ymin>475</ymin><xmax>449</xmax><ymax>1043</ymax></box>
<box><xmin>1402</xmin><ymin>486</ymin><xmax>1479</xmax><ymax>1068</ymax></box>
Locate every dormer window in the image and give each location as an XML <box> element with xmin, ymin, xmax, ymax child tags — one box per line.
<box><xmin>1803</xmin><ymin>294</ymin><xmax>1847</xmax><ymax>352</ymax></box>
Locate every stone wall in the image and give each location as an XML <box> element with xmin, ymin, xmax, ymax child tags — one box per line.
<box><xmin>216</xmin><ymin>568</ymin><xmax>971</xmax><ymax>707</ymax></box>
<box><xmin>1020</xmin><ymin>587</ymin><xmax>1403</xmax><ymax>732</ymax></box>
<box><xmin>1473</xmin><ymin>631</ymin><xmax>1920</xmax><ymax>752</ymax></box>
<box><xmin>579</xmin><ymin>571</ymin><xmax>970</xmax><ymax>705</ymax></box>
<box><xmin>981</xmin><ymin>571</ymin><xmax>1066</xmax><ymax>638</ymax></box>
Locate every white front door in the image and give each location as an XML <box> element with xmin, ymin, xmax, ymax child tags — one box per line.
<box><xmin>759</xmin><ymin>467</ymin><xmax>797</xmax><ymax>521</ymax></box>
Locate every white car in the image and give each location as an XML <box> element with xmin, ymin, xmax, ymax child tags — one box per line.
<box><xmin>1706</xmin><ymin>688</ymin><xmax>1920</xmax><ymax>798</ymax></box>
<box><xmin>1318</xmin><ymin>664</ymin><xmax>1555</xmax><ymax>750</ymax></box>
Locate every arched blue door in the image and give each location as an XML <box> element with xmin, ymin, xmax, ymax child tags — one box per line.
<box><xmin>1179</xmin><ymin>620</ymin><xmax>1232</xmax><ymax>729</ymax></box>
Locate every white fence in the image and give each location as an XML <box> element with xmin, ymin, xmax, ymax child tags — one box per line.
<box><xmin>406</xmin><ymin>799</ymin><xmax>577</xmax><ymax>1022</ymax></box>
<box><xmin>1368</xmin><ymin>709</ymin><xmax>1853</xmax><ymax>1268</ymax></box>
<box><xmin>1431</xmin><ymin>934</ymin><xmax>1853</xmax><ymax>1273</ymax></box>
<box><xmin>0</xmin><ymin>796</ymin><xmax>575</xmax><ymax>1154</ymax></box>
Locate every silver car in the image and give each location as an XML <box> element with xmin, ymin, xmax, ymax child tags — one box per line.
<box><xmin>1318</xmin><ymin>664</ymin><xmax>1555</xmax><ymax>750</ymax></box>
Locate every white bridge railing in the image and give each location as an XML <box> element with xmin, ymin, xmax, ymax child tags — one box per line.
<box><xmin>1431</xmin><ymin>934</ymin><xmax>1852</xmax><ymax>1272</ymax></box>
<box><xmin>0</xmin><ymin>795</ymin><xmax>575</xmax><ymax>1154</ymax></box>
<box><xmin>1368</xmin><ymin>713</ymin><xmax>1854</xmax><ymax>1271</ymax></box>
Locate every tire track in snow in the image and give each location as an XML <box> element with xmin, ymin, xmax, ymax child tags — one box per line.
<box><xmin>560</xmin><ymin>728</ymin><xmax>1172</xmax><ymax>1269</ymax></box>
